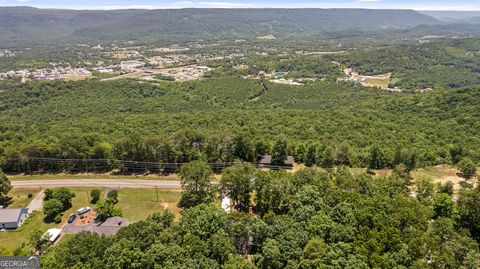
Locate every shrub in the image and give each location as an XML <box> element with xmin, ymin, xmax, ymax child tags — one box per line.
<box><xmin>90</xmin><ymin>189</ymin><xmax>101</xmax><ymax>204</ymax></box>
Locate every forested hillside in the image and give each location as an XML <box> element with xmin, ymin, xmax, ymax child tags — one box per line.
<box><xmin>73</xmin><ymin>9</ymin><xmax>439</xmax><ymax>41</ymax></box>
<box><xmin>40</xmin><ymin>165</ymin><xmax>480</xmax><ymax>268</ymax></box>
<box><xmin>0</xmin><ymin>7</ymin><xmax>145</xmax><ymax>47</ymax></box>
<box><xmin>0</xmin><ymin>7</ymin><xmax>440</xmax><ymax>47</ymax></box>
<box><xmin>1</xmin><ymin>77</ymin><xmax>479</xmax><ymax>172</ymax></box>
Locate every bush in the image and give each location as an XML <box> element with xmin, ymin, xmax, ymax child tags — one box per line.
<box><xmin>458</xmin><ymin>158</ymin><xmax>477</xmax><ymax>180</ymax></box>
<box><xmin>90</xmin><ymin>189</ymin><xmax>101</xmax><ymax>204</ymax></box>
<box><xmin>44</xmin><ymin>189</ymin><xmax>53</xmax><ymax>201</ymax></box>
<box><xmin>107</xmin><ymin>189</ymin><xmax>118</xmax><ymax>204</ymax></box>
<box><xmin>28</xmin><ymin>193</ymin><xmax>33</xmax><ymax>198</ymax></box>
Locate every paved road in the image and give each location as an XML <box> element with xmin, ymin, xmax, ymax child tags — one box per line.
<box><xmin>12</xmin><ymin>179</ymin><xmax>182</xmax><ymax>189</ymax></box>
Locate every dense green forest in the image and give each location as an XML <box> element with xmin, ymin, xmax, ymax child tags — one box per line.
<box><xmin>1</xmin><ymin>77</ymin><xmax>479</xmax><ymax>172</ymax></box>
<box><xmin>39</xmin><ymin>164</ymin><xmax>480</xmax><ymax>268</ymax></box>
<box><xmin>329</xmin><ymin>39</ymin><xmax>480</xmax><ymax>89</ymax></box>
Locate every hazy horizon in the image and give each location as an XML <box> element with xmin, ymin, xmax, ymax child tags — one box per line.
<box><xmin>0</xmin><ymin>0</ymin><xmax>479</xmax><ymax>11</ymax></box>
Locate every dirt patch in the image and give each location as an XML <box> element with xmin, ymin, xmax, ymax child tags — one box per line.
<box><xmin>160</xmin><ymin>202</ymin><xmax>170</xmax><ymax>209</ymax></box>
<box><xmin>412</xmin><ymin>165</ymin><xmax>478</xmax><ymax>193</ymax></box>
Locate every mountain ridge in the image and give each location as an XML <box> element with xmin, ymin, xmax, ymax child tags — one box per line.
<box><xmin>0</xmin><ymin>7</ymin><xmax>441</xmax><ymax>46</ymax></box>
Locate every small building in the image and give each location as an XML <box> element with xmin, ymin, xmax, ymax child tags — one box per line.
<box><xmin>0</xmin><ymin>208</ymin><xmax>29</xmax><ymax>229</ymax></box>
<box><xmin>44</xmin><ymin>228</ymin><xmax>62</xmax><ymax>242</ymax></box>
<box><xmin>257</xmin><ymin>155</ymin><xmax>295</xmax><ymax>169</ymax></box>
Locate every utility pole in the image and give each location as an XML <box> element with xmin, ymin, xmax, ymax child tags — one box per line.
<box><xmin>27</xmin><ymin>158</ymin><xmax>33</xmax><ymax>179</ymax></box>
<box><xmin>155</xmin><ymin>186</ymin><xmax>159</xmax><ymax>202</ymax></box>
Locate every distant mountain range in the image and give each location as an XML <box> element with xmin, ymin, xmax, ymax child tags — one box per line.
<box><xmin>0</xmin><ymin>7</ymin><xmax>145</xmax><ymax>46</ymax></box>
<box><xmin>0</xmin><ymin>7</ymin><xmax>471</xmax><ymax>47</ymax></box>
<box><xmin>72</xmin><ymin>9</ymin><xmax>439</xmax><ymax>41</ymax></box>
<box><xmin>420</xmin><ymin>11</ymin><xmax>480</xmax><ymax>23</ymax></box>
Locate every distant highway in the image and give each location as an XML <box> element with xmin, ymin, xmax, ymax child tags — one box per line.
<box><xmin>11</xmin><ymin>179</ymin><xmax>182</xmax><ymax>189</ymax></box>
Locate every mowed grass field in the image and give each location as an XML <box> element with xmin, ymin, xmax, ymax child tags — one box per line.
<box><xmin>0</xmin><ymin>187</ymin><xmax>181</xmax><ymax>255</ymax></box>
<box><xmin>117</xmin><ymin>189</ymin><xmax>182</xmax><ymax>221</ymax></box>
<box><xmin>6</xmin><ymin>188</ymin><xmax>41</xmax><ymax>208</ymax></box>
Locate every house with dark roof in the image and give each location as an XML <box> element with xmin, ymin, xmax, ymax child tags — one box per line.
<box><xmin>0</xmin><ymin>208</ymin><xmax>29</xmax><ymax>229</ymax></box>
<box><xmin>257</xmin><ymin>155</ymin><xmax>295</xmax><ymax>169</ymax></box>
<box><xmin>63</xmin><ymin>216</ymin><xmax>130</xmax><ymax>236</ymax></box>
<box><xmin>92</xmin><ymin>216</ymin><xmax>130</xmax><ymax>236</ymax></box>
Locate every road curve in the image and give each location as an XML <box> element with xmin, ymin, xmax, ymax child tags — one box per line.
<box><xmin>12</xmin><ymin>179</ymin><xmax>182</xmax><ymax>189</ymax></box>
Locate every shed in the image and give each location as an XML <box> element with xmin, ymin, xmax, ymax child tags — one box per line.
<box><xmin>0</xmin><ymin>208</ymin><xmax>29</xmax><ymax>229</ymax></box>
<box><xmin>44</xmin><ymin>228</ymin><xmax>62</xmax><ymax>242</ymax></box>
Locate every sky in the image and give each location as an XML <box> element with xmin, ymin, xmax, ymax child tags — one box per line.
<box><xmin>0</xmin><ymin>0</ymin><xmax>479</xmax><ymax>11</ymax></box>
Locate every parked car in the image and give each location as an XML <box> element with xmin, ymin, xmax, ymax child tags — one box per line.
<box><xmin>77</xmin><ymin>207</ymin><xmax>91</xmax><ymax>215</ymax></box>
<box><xmin>67</xmin><ymin>214</ymin><xmax>77</xmax><ymax>223</ymax></box>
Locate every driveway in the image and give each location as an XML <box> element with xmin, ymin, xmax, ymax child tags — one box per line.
<box><xmin>27</xmin><ymin>190</ymin><xmax>45</xmax><ymax>213</ymax></box>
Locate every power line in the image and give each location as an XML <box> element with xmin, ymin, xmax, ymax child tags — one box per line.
<box><xmin>3</xmin><ymin>157</ymin><xmax>295</xmax><ymax>173</ymax></box>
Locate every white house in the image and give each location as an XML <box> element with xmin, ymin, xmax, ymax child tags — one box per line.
<box><xmin>0</xmin><ymin>208</ymin><xmax>29</xmax><ymax>229</ymax></box>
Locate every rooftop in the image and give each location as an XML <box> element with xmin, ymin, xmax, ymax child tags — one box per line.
<box><xmin>0</xmin><ymin>208</ymin><xmax>28</xmax><ymax>223</ymax></box>
<box><xmin>257</xmin><ymin>155</ymin><xmax>295</xmax><ymax>166</ymax></box>
<box><xmin>44</xmin><ymin>228</ymin><xmax>62</xmax><ymax>242</ymax></box>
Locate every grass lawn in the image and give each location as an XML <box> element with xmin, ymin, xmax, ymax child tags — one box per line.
<box><xmin>117</xmin><ymin>188</ymin><xmax>181</xmax><ymax>221</ymax></box>
<box><xmin>411</xmin><ymin>165</ymin><xmax>458</xmax><ymax>179</ymax></box>
<box><xmin>0</xmin><ymin>211</ymin><xmax>59</xmax><ymax>255</ymax></box>
<box><xmin>364</xmin><ymin>78</ymin><xmax>391</xmax><ymax>88</ymax></box>
<box><xmin>0</xmin><ymin>187</ymin><xmax>181</xmax><ymax>254</ymax></box>
<box><xmin>5</xmin><ymin>188</ymin><xmax>42</xmax><ymax>208</ymax></box>
<box><xmin>0</xmin><ymin>187</ymin><xmax>93</xmax><ymax>255</ymax></box>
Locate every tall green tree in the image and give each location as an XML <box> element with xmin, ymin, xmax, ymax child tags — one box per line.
<box><xmin>29</xmin><ymin>229</ymin><xmax>51</xmax><ymax>253</ymax></box>
<box><xmin>368</xmin><ymin>146</ymin><xmax>388</xmax><ymax>169</ymax></box>
<box><xmin>0</xmin><ymin>170</ymin><xmax>12</xmax><ymax>206</ymax></box>
<box><xmin>458</xmin><ymin>157</ymin><xmax>477</xmax><ymax>180</ymax></box>
<box><xmin>90</xmin><ymin>189</ymin><xmax>101</xmax><ymax>204</ymax></box>
<box><xmin>220</xmin><ymin>163</ymin><xmax>256</xmax><ymax>212</ymax></box>
<box><xmin>433</xmin><ymin>193</ymin><xmax>456</xmax><ymax>219</ymax></box>
<box><xmin>458</xmin><ymin>188</ymin><xmax>480</xmax><ymax>241</ymax></box>
<box><xmin>305</xmin><ymin>144</ymin><xmax>317</xmax><ymax>167</ymax></box>
<box><xmin>95</xmin><ymin>199</ymin><xmax>122</xmax><ymax>222</ymax></box>
<box><xmin>271</xmin><ymin>138</ymin><xmax>288</xmax><ymax>166</ymax></box>
<box><xmin>233</xmin><ymin>135</ymin><xmax>255</xmax><ymax>162</ymax></box>
<box><xmin>43</xmin><ymin>198</ymin><xmax>64</xmax><ymax>222</ymax></box>
<box><xmin>52</xmin><ymin>187</ymin><xmax>75</xmax><ymax>210</ymax></box>
<box><xmin>178</xmin><ymin>160</ymin><xmax>215</xmax><ymax>208</ymax></box>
